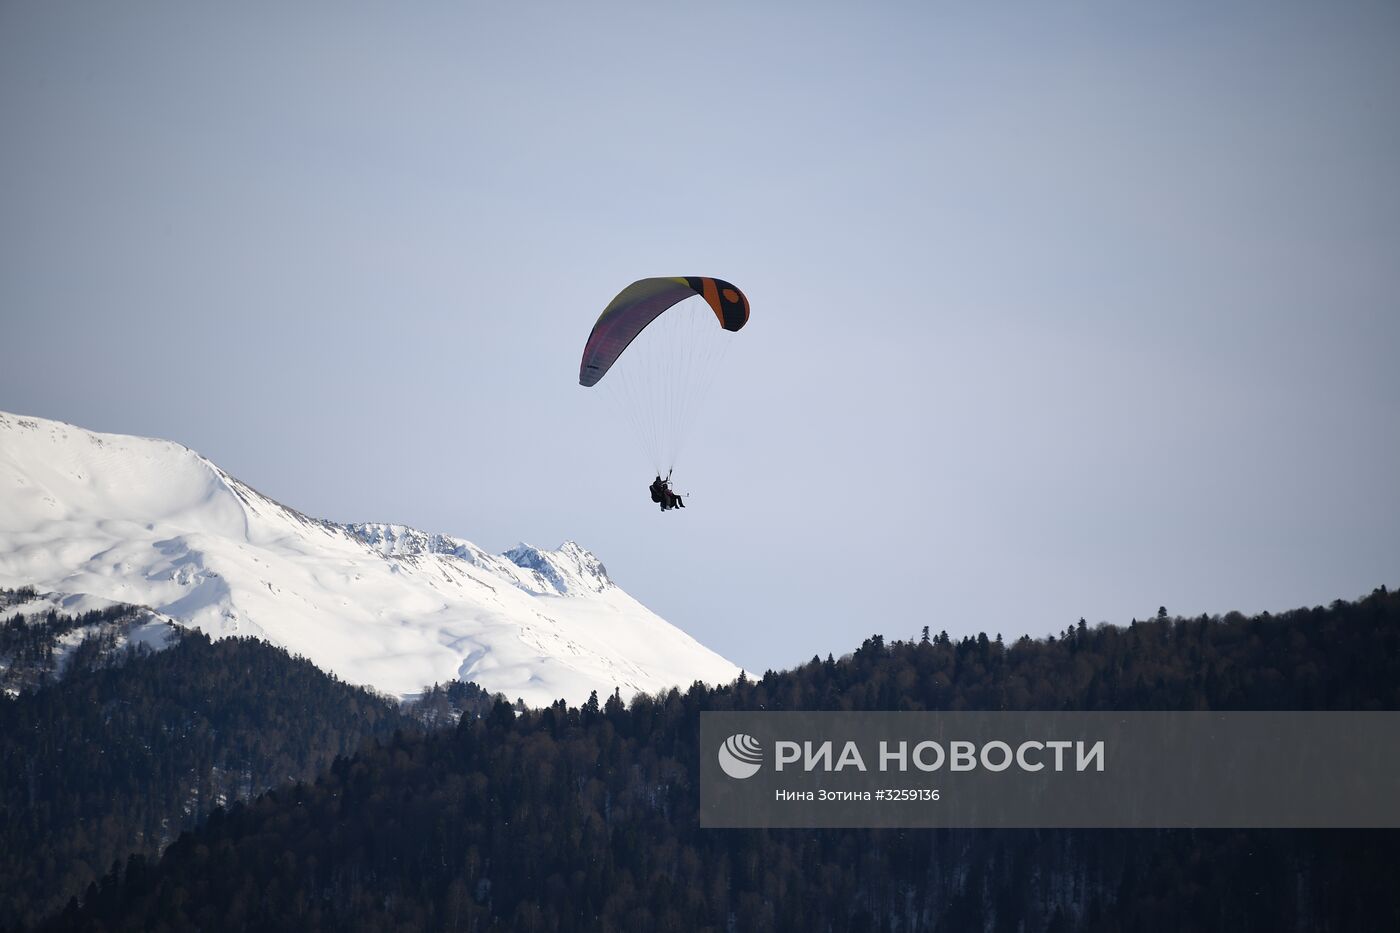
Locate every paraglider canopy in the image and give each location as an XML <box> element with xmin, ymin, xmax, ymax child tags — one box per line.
<box><xmin>579</xmin><ymin>275</ymin><xmax>749</xmax><ymax>478</ymax></box>
<box><xmin>579</xmin><ymin>277</ymin><xmax>749</xmax><ymax>387</ymax></box>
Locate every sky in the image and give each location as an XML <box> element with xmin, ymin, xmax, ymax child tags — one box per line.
<box><xmin>2</xmin><ymin>1</ymin><xmax>1398</xmax><ymax>674</ymax></box>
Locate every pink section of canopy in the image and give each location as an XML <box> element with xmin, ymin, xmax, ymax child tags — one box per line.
<box><xmin>578</xmin><ymin>278</ymin><xmax>700</xmax><ymax>387</ymax></box>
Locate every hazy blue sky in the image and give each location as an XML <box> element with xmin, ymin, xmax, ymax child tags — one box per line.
<box><xmin>3</xmin><ymin>1</ymin><xmax>1398</xmax><ymax>673</ymax></box>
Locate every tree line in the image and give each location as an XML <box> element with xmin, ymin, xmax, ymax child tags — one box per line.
<box><xmin>0</xmin><ymin>622</ymin><xmax>415</xmax><ymax>928</ymax></box>
<box><xmin>33</xmin><ymin>586</ymin><xmax>1400</xmax><ymax>932</ymax></box>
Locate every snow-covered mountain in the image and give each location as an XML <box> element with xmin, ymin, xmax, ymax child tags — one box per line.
<box><xmin>0</xmin><ymin>411</ymin><xmax>742</xmax><ymax>705</ymax></box>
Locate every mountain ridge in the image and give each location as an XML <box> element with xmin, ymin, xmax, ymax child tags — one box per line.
<box><xmin>0</xmin><ymin>410</ymin><xmax>742</xmax><ymax>705</ymax></box>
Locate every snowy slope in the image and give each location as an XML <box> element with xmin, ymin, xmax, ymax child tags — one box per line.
<box><xmin>0</xmin><ymin>411</ymin><xmax>743</xmax><ymax>705</ymax></box>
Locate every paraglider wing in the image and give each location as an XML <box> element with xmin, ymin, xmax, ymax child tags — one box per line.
<box><xmin>579</xmin><ymin>276</ymin><xmax>749</xmax><ymax>387</ymax></box>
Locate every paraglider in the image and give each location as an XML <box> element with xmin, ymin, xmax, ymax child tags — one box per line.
<box><xmin>580</xmin><ymin>277</ymin><xmax>749</xmax><ymax>512</ymax></box>
<box><xmin>649</xmin><ymin>472</ymin><xmax>685</xmax><ymax>511</ymax></box>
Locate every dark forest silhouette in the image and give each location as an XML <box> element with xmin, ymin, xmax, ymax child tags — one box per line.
<box><xmin>5</xmin><ymin>586</ymin><xmax>1399</xmax><ymax>931</ymax></box>
<box><xmin>0</xmin><ymin>611</ymin><xmax>413</xmax><ymax>928</ymax></box>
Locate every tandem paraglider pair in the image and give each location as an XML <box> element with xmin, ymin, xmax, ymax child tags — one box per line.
<box><xmin>579</xmin><ymin>276</ymin><xmax>749</xmax><ymax>515</ymax></box>
<box><xmin>649</xmin><ymin>473</ymin><xmax>684</xmax><ymax>511</ymax></box>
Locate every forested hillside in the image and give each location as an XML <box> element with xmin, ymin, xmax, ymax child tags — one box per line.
<box><xmin>0</xmin><ymin>621</ymin><xmax>414</xmax><ymax>928</ymax></box>
<box><xmin>40</xmin><ymin>587</ymin><xmax>1400</xmax><ymax>932</ymax></box>
<box><xmin>0</xmin><ymin>589</ymin><xmax>178</xmax><ymax>694</ymax></box>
